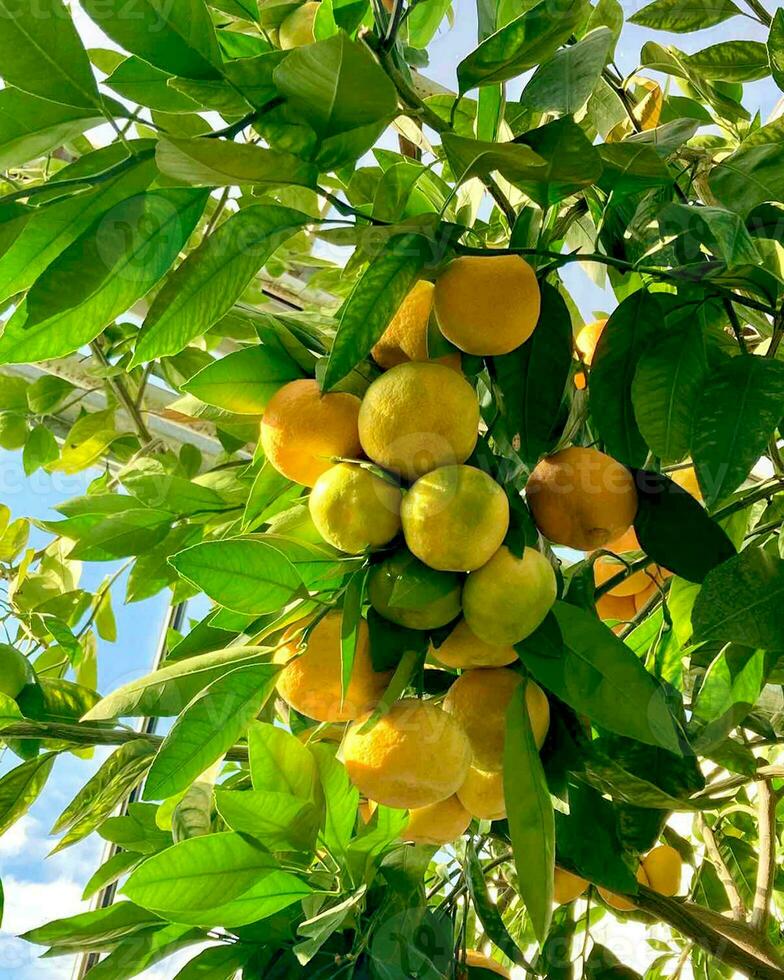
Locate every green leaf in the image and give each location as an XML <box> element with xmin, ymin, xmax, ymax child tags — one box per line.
<box><xmin>0</xmin><ymin>692</ymin><xmax>23</xmax><ymax>729</ymax></box>
<box><xmin>0</xmin><ymin>0</ymin><xmax>99</xmax><ymax>108</ymax></box>
<box><xmin>66</xmin><ymin>509</ymin><xmax>173</xmax><ymax>561</ymax></box>
<box><xmin>492</xmin><ymin>282</ymin><xmax>572</xmax><ymax>467</ymax></box>
<box><xmin>171</xmin><ymin>539</ymin><xmax>303</xmax><ymax>615</ymax></box>
<box><xmin>0</xmin><ymin>87</ymin><xmax>104</xmax><ymax>171</ymax></box>
<box><xmin>504</xmin><ymin>680</ymin><xmax>554</xmax><ymax>945</ymax></box>
<box><xmin>630</xmin><ymin>0</ymin><xmax>741</xmax><ymax>33</ymax></box>
<box><xmin>133</xmin><ymin>206</ymin><xmax>309</xmax><ymax>365</ymax></box>
<box><xmin>684</xmin><ymin>41</ymin><xmax>770</xmax><ymax>82</ymax></box>
<box><xmin>519</xmin><ymin>603</ymin><xmax>684</xmax><ymax>755</ymax></box>
<box><xmin>214</xmin><ymin>787</ymin><xmax>320</xmax><ymax>851</ymax></box>
<box><xmin>709</xmin><ymin>141</ymin><xmax>784</xmax><ymax>217</ymax></box>
<box><xmin>457</xmin><ymin>0</ymin><xmax>590</xmax><ymax>90</ymax></box>
<box><xmin>597</xmin><ymin>143</ymin><xmax>671</xmax><ymax>195</ymax></box>
<box><xmin>182</xmin><ymin>346</ymin><xmax>303</xmax><ymax>415</ymax></box>
<box><xmin>156</xmin><ymin>137</ymin><xmax>318</xmax><ymax>189</ymax></box>
<box><xmin>82</xmin><ymin>851</ymin><xmax>143</xmax><ymax>901</ymax></box>
<box><xmin>105</xmin><ymin>56</ymin><xmax>201</xmax><ymax>112</ymax></box>
<box><xmin>23</xmin><ymin>425</ymin><xmax>59</xmax><ymax>476</ymax></box>
<box><xmin>311</xmin><ymin>743</ymin><xmax>358</xmax><ymax>853</ymax></box>
<box><xmin>248</xmin><ymin>721</ymin><xmax>320</xmax><ymax>798</ymax></box>
<box><xmin>81</xmin><ymin>0</ymin><xmax>222</xmax><ymax>80</ymax></box>
<box><xmin>322</xmin><ymin>234</ymin><xmax>431</xmax><ymax>390</ymax></box>
<box><xmin>341</xmin><ymin>567</ymin><xmax>368</xmax><ymax>704</ymax></box>
<box><xmin>691</xmin><ymin>643</ymin><xmax>767</xmax><ymax>742</ymax></box>
<box><xmin>692</xmin><ymin>546</ymin><xmax>784</xmax><ymax>653</ymax></box>
<box><xmin>272</xmin><ymin>33</ymin><xmax>397</xmax><ymax>138</ymax></box>
<box><xmin>20</xmin><ymin>901</ymin><xmax>160</xmax><ymax>949</ymax></box>
<box><xmin>769</xmin><ymin>10</ymin><xmax>784</xmax><ymax>92</ymax></box>
<box><xmin>0</xmin><ymin>145</ymin><xmax>157</xmax><ymax>305</ymax></box>
<box><xmin>631</xmin><ymin>323</ymin><xmax>707</xmax><ymax>464</ymax></box>
<box><xmin>442</xmin><ymin>132</ymin><xmax>546</xmax><ymax>185</ymax></box>
<box><xmin>144</xmin><ymin>664</ymin><xmax>279</xmax><ymax>800</ymax></box>
<box><xmin>123</xmin><ymin>831</ymin><xmax>312</xmax><ymax>927</ymax></box>
<box><xmin>173</xmin><ymin>944</ymin><xmax>253</xmax><ymax>979</ymax></box>
<box><xmin>521</xmin><ymin>27</ymin><xmax>613</xmax><ymax>114</ymax></box>
<box><xmin>590</xmin><ymin>290</ymin><xmax>661</xmax><ymax>467</ymax></box>
<box><xmin>0</xmin><ymin>189</ymin><xmax>208</xmax><ymax>365</ymax></box>
<box><xmin>0</xmin><ymin>752</ymin><xmax>56</xmax><ymax>835</ymax></box>
<box><xmin>692</xmin><ymin>357</ymin><xmax>784</xmax><ymax>506</ymax></box>
<box><xmin>466</xmin><ymin>841</ymin><xmax>530</xmax><ymax>967</ymax></box>
<box><xmin>633</xmin><ymin>471</ymin><xmax>736</xmax><ymax>583</ymax></box>
<box><xmin>100</xmin><ymin>802</ymin><xmax>172</xmax><ymax>854</ymax></box>
<box><xmin>83</xmin><ymin>646</ymin><xmax>274</xmax><ymax>719</ymax></box>
<box><xmin>512</xmin><ymin>116</ymin><xmax>604</xmax><ymax>208</ymax></box>
<box><xmin>79</xmin><ymin>923</ymin><xmax>202</xmax><ymax>979</ymax></box>
<box><xmin>658</xmin><ymin>202</ymin><xmax>761</xmax><ymax>268</ymax></box>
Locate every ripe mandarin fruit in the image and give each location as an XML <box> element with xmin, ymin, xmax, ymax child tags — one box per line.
<box><xmin>641</xmin><ymin>844</ymin><xmax>682</xmax><ymax>896</ymax></box>
<box><xmin>0</xmin><ymin>644</ymin><xmax>32</xmax><ymax>699</ymax></box>
<box><xmin>554</xmin><ymin>867</ymin><xmax>589</xmax><ymax>905</ymax></box>
<box><xmin>278</xmin><ymin>0</ymin><xmax>318</xmax><ymax>47</ymax></box>
<box><xmin>599</xmin><ymin>864</ymin><xmax>649</xmax><ymax>912</ymax></box>
<box><xmin>309</xmin><ymin>462</ymin><xmax>402</xmax><ymax>554</ymax></box>
<box><xmin>462</xmin><ymin>545</ymin><xmax>557</xmax><ymax>646</ymax></box>
<box><xmin>575</xmin><ymin>319</ymin><xmax>607</xmax><ymax>367</ymax></box>
<box><xmin>274</xmin><ymin>611</ymin><xmax>390</xmax><ymax>722</ymax></box>
<box><xmin>527</xmin><ymin>446</ymin><xmax>638</xmax><ymax>551</ymax></box>
<box><xmin>368</xmin><ymin>551</ymin><xmax>462</xmax><ymax>630</ymax></box>
<box><xmin>402</xmin><ymin>794</ymin><xmax>471</xmax><ymax>845</ymax></box>
<box><xmin>443</xmin><ymin>669</ymin><xmax>549</xmax><ymax>772</ymax></box>
<box><xmin>432</xmin><ymin>619</ymin><xmax>517</xmax><ymax>670</ymax></box>
<box><xmin>401</xmin><ymin>465</ymin><xmax>509</xmax><ymax>572</ymax></box>
<box><xmin>596</xmin><ymin>592</ymin><xmax>637</xmax><ymax>633</ymax></box>
<box><xmin>371</xmin><ymin>280</ymin><xmax>461</xmax><ymax>371</ymax></box>
<box><xmin>633</xmin><ymin>580</ymin><xmax>659</xmax><ymax>612</ymax></box>
<box><xmin>457</xmin><ymin>951</ymin><xmax>510</xmax><ymax>978</ymax></box>
<box><xmin>358</xmin><ymin>362</ymin><xmax>479</xmax><ymax>481</ymax></box>
<box><xmin>457</xmin><ymin>766</ymin><xmax>506</xmax><ymax>820</ymax></box>
<box><xmin>434</xmin><ymin>255</ymin><xmax>540</xmax><ymax>356</ymax></box>
<box><xmin>343</xmin><ymin>697</ymin><xmax>472</xmax><ymax>808</ymax></box>
<box><xmin>260</xmin><ymin>379</ymin><xmax>361</xmax><ymax>487</ymax></box>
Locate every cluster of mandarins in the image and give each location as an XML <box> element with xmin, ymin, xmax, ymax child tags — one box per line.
<box><xmin>258</xmin><ymin>254</ymin><xmax>683</xmax><ymax>913</ymax></box>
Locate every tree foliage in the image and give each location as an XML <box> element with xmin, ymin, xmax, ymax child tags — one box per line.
<box><xmin>0</xmin><ymin>0</ymin><xmax>783</xmax><ymax>977</ymax></box>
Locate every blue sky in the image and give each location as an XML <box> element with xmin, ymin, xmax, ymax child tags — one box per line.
<box><xmin>1</xmin><ymin>1</ymin><xmax>782</xmax><ymax>976</ymax></box>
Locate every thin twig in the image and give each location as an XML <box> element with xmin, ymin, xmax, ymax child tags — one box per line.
<box><xmin>751</xmin><ymin>777</ymin><xmax>777</xmax><ymax>932</ymax></box>
<box><xmin>90</xmin><ymin>341</ymin><xmax>153</xmax><ymax>444</ymax></box>
<box><xmin>697</xmin><ymin>814</ymin><xmax>747</xmax><ymax>920</ymax></box>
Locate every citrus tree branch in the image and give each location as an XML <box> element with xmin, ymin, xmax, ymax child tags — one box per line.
<box><xmin>751</xmin><ymin>776</ymin><xmax>777</xmax><ymax>932</ymax></box>
<box><xmin>697</xmin><ymin>814</ymin><xmax>747</xmax><ymax>920</ymax></box>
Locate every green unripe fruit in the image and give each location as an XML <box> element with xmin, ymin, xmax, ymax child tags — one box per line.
<box><xmin>0</xmin><ymin>414</ymin><xmax>28</xmax><ymax>450</ymax></box>
<box><xmin>0</xmin><ymin>643</ymin><xmax>34</xmax><ymax>700</ymax></box>
<box><xmin>368</xmin><ymin>551</ymin><xmax>462</xmax><ymax>630</ymax></box>
<box><xmin>309</xmin><ymin>462</ymin><xmax>402</xmax><ymax>555</ymax></box>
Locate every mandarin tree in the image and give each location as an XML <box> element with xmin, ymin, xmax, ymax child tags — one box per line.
<box><xmin>0</xmin><ymin>0</ymin><xmax>783</xmax><ymax>978</ymax></box>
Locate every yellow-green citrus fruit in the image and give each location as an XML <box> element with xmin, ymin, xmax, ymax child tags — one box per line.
<box><xmin>0</xmin><ymin>644</ymin><xmax>32</xmax><ymax>699</ymax></box>
<box><xmin>358</xmin><ymin>362</ymin><xmax>479</xmax><ymax>481</ymax></box>
<box><xmin>554</xmin><ymin>867</ymin><xmax>588</xmax><ymax>905</ymax></box>
<box><xmin>431</xmin><ymin>619</ymin><xmax>517</xmax><ymax>670</ymax></box>
<box><xmin>526</xmin><ymin>446</ymin><xmax>638</xmax><ymax>551</ymax></box>
<box><xmin>278</xmin><ymin>0</ymin><xmax>319</xmax><ymax>48</ymax></box>
<box><xmin>343</xmin><ymin>697</ymin><xmax>472</xmax><ymax>809</ymax></box>
<box><xmin>309</xmin><ymin>462</ymin><xmax>402</xmax><ymax>554</ymax></box>
<box><xmin>599</xmin><ymin>864</ymin><xmax>649</xmax><ymax>912</ymax></box>
<box><xmin>462</xmin><ymin>545</ymin><xmax>557</xmax><ymax>646</ymax></box>
<box><xmin>371</xmin><ymin>280</ymin><xmax>461</xmax><ymax>372</ymax></box>
<box><xmin>671</xmin><ymin>464</ymin><xmax>702</xmax><ymax>501</ymax></box>
<box><xmin>401</xmin><ymin>465</ymin><xmax>509</xmax><ymax>572</ymax></box>
<box><xmin>443</xmin><ymin>669</ymin><xmax>549</xmax><ymax>772</ymax></box>
<box><xmin>457</xmin><ymin>951</ymin><xmax>511</xmax><ymax>978</ymax></box>
<box><xmin>456</xmin><ymin>766</ymin><xmax>506</xmax><ymax>820</ymax></box>
<box><xmin>261</xmin><ymin>379</ymin><xmax>361</xmax><ymax>487</ymax></box>
<box><xmin>402</xmin><ymin>794</ymin><xmax>471</xmax><ymax>845</ymax></box>
<box><xmin>273</xmin><ymin>611</ymin><xmax>390</xmax><ymax>722</ymax></box>
<box><xmin>574</xmin><ymin>318</ymin><xmax>607</xmax><ymax>367</ymax></box>
<box><xmin>0</xmin><ymin>414</ymin><xmax>27</xmax><ymax>450</ymax></box>
<box><xmin>641</xmin><ymin>844</ymin><xmax>682</xmax><ymax>896</ymax></box>
<box><xmin>368</xmin><ymin>551</ymin><xmax>462</xmax><ymax>630</ymax></box>
<box><xmin>434</xmin><ymin>254</ymin><xmax>541</xmax><ymax>356</ymax></box>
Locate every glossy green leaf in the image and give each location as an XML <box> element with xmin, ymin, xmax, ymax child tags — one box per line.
<box><xmin>214</xmin><ymin>787</ymin><xmax>320</xmax><ymax>851</ymax></box>
<box><xmin>66</xmin><ymin>509</ymin><xmax>173</xmax><ymax>562</ymax></box>
<box><xmin>170</xmin><ymin>539</ymin><xmax>303</xmax><ymax>615</ymax></box>
<box><xmin>457</xmin><ymin>0</ymin><xmax>590</xmax><ymax>90</ymax></box>
<box><xmin>23</xmin><ymin>425</ymin><xmax>59</xmax><ymax>476</ymax></box>
<box><xmin>518</xmin><ymin>602</ymin><xmax>684</xmax><ymax>755</ymax></box>
<box><xmin>692</xmin><ymin>546</ymin><xmax>784</xmax><ymax>653</ymax></box>
<box><xmin>144</xmin><ymin>664</ymin><xmax>279</xmax><ymax>800</ymax></box>
<box><xmin>590</xmin><ymin>290</ymin><xmax>661</xmax><ymax>467</ymax></box>
<box><xmin>81</xmin><ymin>0</ymin><xmax>222</xmax><ymax>80</ymax></box>
<box><xmin>134</xmin><ymin>206</ymin><xmax>309</xmax><ymax>365</ymax></box>
<box><xmin>630</xmin><ymin>0</ymin><xmax>741</xmax><ymax>32</ymax></box>
<box><xmin>156</xmin><ymin>137</ymin><xmax>318</xmax><ymax>188</ymax></box>
<box><xmin>311</xmin><ymin>742</ymin><xmax>358</xmax><ymax>854</ymax></box>
<box><xmin>504</xmin><ymin>680</ymin><xmax>554</xmax><ymax>945</ymax></box>
<box><xmin>105</xmin><ymin>56</ymin><xmax>201</xmax><ymax>112</ymax></box>
<box><xmin>0</xmin><ymin>752</ymin><xmax>56</xmax><ymax>835</ymax></box>
<box><xmin>20</xmin><ymin>902</ymin><xmax>160</xmax><ymax>949</ymax></box>
<box><xmin>466</xmin><ymin>841</ymin><xmax>530</xmax><ymax>967</ymax></box>
<box><xmin>272</xmin><ymin>33</ymin><xmax>397</xmax><ymax>137</ymax></box>
<box><xmin>181</xmin><ymin>345</ymin><xmax>304</xmax><ymax>416</ymax></box>
<box><xmin>0</xmin><ymin>87</ymin><xmax>104</xmax><ymax>171</ymax></box>
<box><xmin>769</xmin><ymin>10</ymin><xmax>784</xmax><ymax>92</ymax></box>
<box><xmin>0</xmin><ymin>189</ymin><xmax>208</xmax><ymax>365</ymax></box>
<box><xmin>322</xmin><ymin>233</ymin><xmax>431</xmax><ymax>390</ymax></box>
<box><xmin>633</xmin><ymin>471</ymin><xmax>736</xmax><ymax>583</ymax></box>
<box><xmin>83</xmin><ymin>646</ymin><xmax>273</xmax><ymax>719</ymax></box>
<box><xmin>123</xmin><ymin>831</ymin><xmax>311</xmax><ymax>927</ymax></box>
<box><xmin>685</xmin><ymin>41</ymin><xmax>770</xmax><ymax>82</ymax></box>
<box><xmin>0</xmin><ymin>0</ymin><xmax>99</xmax><ymax>108</ymax></box>
<box><xmin>512</xmin><ymin>116</ymin><xmax>604</xmax><ymax>207</ymax></box>
<box><xmin>521</xmin><ymin>27</ymin><xmax>613</xmax><ymax>114</ymax></box>
<box><xmin>173</xmin><ymin>944</ymin><xmax>254</xmax><ymax>979</ymax></box>
<box><xmin>710</xmin><ymin>141</ymin><xmax>784</xmax><ymax>217</ymax></box>
<box><xmin>692</xmin><ymin>357</ymin><xmax>784</xmax><ymax>506</ymax></box>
